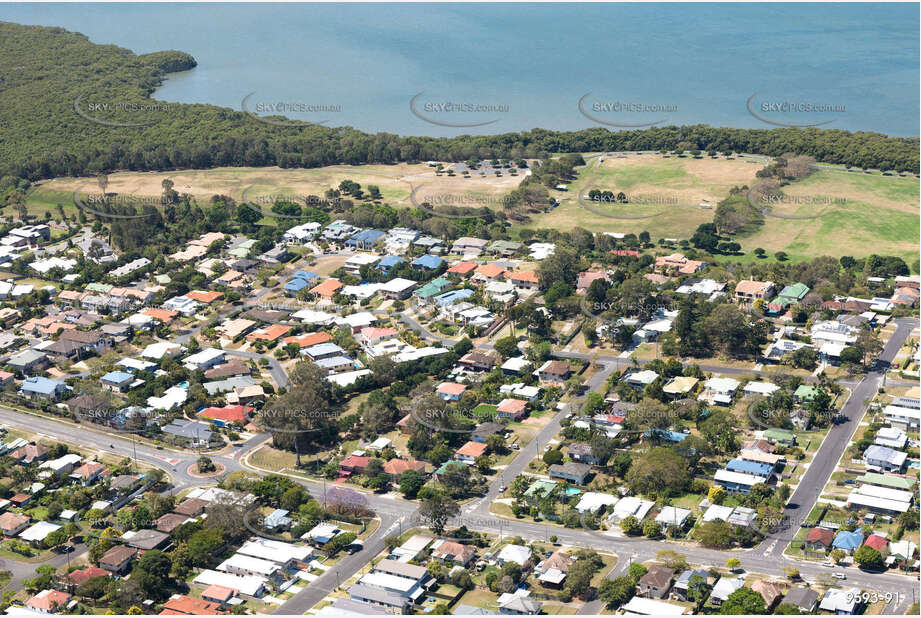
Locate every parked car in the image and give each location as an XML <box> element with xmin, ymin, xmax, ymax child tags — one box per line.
<box><xmin>832</xmin><ymin>572</ymin><xmax>847</xmax><ymax>580</ymax></box>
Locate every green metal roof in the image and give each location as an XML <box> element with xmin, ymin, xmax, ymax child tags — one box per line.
<box><xmin>778</xmin><ymin>282</ymin><xmax>810</xmax><ymax>301</ymax></box>
<box><xmin>858</xmin><ymin>473</ymin><xmax>916</xmax><ymax>490</ymax></box>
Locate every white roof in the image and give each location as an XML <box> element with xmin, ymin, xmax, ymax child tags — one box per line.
<box><xmin>846</xmin><ymin>490</ymin><xmax>910</xmax><ymax>513</ymax></box>
<box><xmin>714</xmin><ymin>469</ymin><xmax>761</xmax><ymax>486</ymax></box>
<box><xmin>183</xmin><ymin>347</ymin><xmax>224</xmax><ymax>366</ymax></box>
<box><xmin>626</xmin><ymin>370</ymin><xmax>659</xmax><ymax>385</ymax></box>
<box><xmin>193</xmin><ymin>570</ymin><xmax>266</xmax><ymax>597</ymax></box>
<box><xmin>117</xmin><ymin>357</ymin><xmax>157</xmax><ymax>372</ymax></box>
<box><xmin>743</xmin><ymin>381</ymin><xmax>779</xmax><ymax>396</ymax></box>
<box><xmin>711</xmin><ymin>577</ymin><xmax>744</xmax><ymax>601</ymax></box>
<box><xmin>612</xmin><ymin>496</ymin><xmax>654</xmax><ymax>520</ymax></box>
<box><xmin>501</xmin><ymin>356</ymin><xmax>529</xmax><ymax>372</ymax></box>
<box><xmin>40</xmin><ymin>453</ymin><xmax>82</xmax><ymax>471</ymax></box>
<box><xmin>218</xmin><ymin>553</ymin><xmax>281</xmax><ymax>576</ymax></box>
<box><xmin>304</xmin><ymin>522</ymin><xmax>341</xmax><ymax>541</ymax></box>
<box><xmin>854</xmin><ymin>484</ymin><xmax>912</xmax><ymax>503</ymax></box>
<box><xmin>358</xmin><ymin>572</ymin><xmax>418</xmax><ymax>593</ymax></box>
<box><xmin>702</xmin><ymin>504</ymin><xmax>735</xmax><ymax>522</ymax></box>
<box><xmin>704</xmin><ymin>377</ymin><xmax>740</xmax><ymax>393</ymax></box>
<box><xmin>326</xmin><ymin>369</ymin><xmax>373</xmax><ymax>387</ymax></box>
<box><xmin>335</xmin><ymin>311</ymin><xmax>377</xmax><ymax>328</ymax></box>
<box><xmin>576</xmin><ymin>492</ymin><xmax>618</xmax><ymax>513</ymax></box>
<box><xmin>497</xmin><ymin>544</ymin><xmax>532</xmax><ymax>565</ymax></box>
<box><xmin>141</xmin><ymin>342</ymin><xmax>183</xmax><ymax>360</ymax></box>
<box><xmin>656</xmin><ymin>506</ymin><xmax>691</xmax><ymax>526</ymax></box>
<box><xmin>237</xmin><ymin>538</ymin><xmax>314</xmax><ymax>564</ymax></box>
<box><xmin>820</xmin><ymin>588</ymin><xmax>860</xmax><ymax>613</ymax></box>
<box><xmin>18</xmin><ymin>521</ymin><xmax>61</xmax><ymax>542</ymax></box>
<box><xmin>147</xmin><ymin>385</ymin><xmax>188</xmax><ymax>411</ymax></box>
<box><xmin>621</xmin><ymin>597</ymin><xmax>689</xmax><ymax>615</ymax></box>
<box><xmin>890</xmin><ymin>539</ymin><xmax>918</xmax><ymax>560</ymax></box>
<box><xmin>291</xmin><ymin>309</ymin><xmax>336</xmax><ymax>325</ymax></box>
<box><xmin>380</xmin><ymin>278</ymin><xmax>416</xmax><ymax>293</ymax></box>
<box><xmin>399</xmin><ymin>534</ymin><xmax>434</xmax><ymax>553</ymax></box>
<box><xmin>345</xmin><ymin>253</ymin><xmax>381</xmax><ymax>266</ymax></box>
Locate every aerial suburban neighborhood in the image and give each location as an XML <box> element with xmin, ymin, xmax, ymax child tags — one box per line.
<box><xmin>0</xmin><ymin>3</ymin><xmax>919</xmax><ymax>615</ymax></box>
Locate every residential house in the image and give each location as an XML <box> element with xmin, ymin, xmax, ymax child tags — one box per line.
<box><xmin>734</xmin><ymin>280</ymin><xmax>775</xmax><ymax>303</ymax></box>
<box><xmin>25</xmin><ymin>590</ymin><xmax>72</xmax><ymax>614</ymax></box>
<box><xmin>863</xmin><ymin>445</ymin><xmax>908</xmax><ymax>473</ymax></box>
<box><xmin>781</xmin><ymin>587</ymin><xmax>819</xmax><ymax>613</ymax></box>
<box><xmin>567</xmin><ymin>443</ymin><xmax>598</xmax><ymax>466</ymax></box>
<box><xmin>536</xmin><ymin>360</ymin><xmax>571</xmax><ymax>384</ymax></box>
<box><xmin>455</xmin><ymin>441</ymin><xmax>488</xmax><ymax>464</ymax></box>
<box><xmin>548</xmin><ymin>462</ymin><xmax>591</xmax><ymax>485</ymax></box>
<box><xmin>751</xmin><ymin>580</ymin><xmax>784</xmax><ymax>609</ymax></box>
<box><xmin>804</xmin><ymin>527</ymin><xmax>835</xmax><ymax>552</ymax></box>
<box><xmin>637</xmin><ymin>565</ymin><xmax>675</xmax><ymax>599</ymax></box>
<box><xmin>458</xmin><ymin>350</ymin><xmax>497</xmax><ymax>372</ymax></box>
<box><xmin>100</xmin><ymin>545</ymin><xmax>138</xmax><ymax>574</ymax></box>
<box><xmin>496</xmin><ymin>398</ymin><xmax>528</xmax><ymax>421</ymax></box>
<box><xmin>430</xmin><ymin>540</ymin><xmax>476</xmax><ymax>566</ymax></box>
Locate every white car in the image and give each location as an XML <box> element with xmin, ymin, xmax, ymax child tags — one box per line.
<box><xmin>822</xmin><ymin>561</ymin><xmax>834</xmax><ymax>568</ymax></box>
<box><xmin>831</xmin><ymin>572</ymin><xmax>847</xmax><ymax>580</ymax></box>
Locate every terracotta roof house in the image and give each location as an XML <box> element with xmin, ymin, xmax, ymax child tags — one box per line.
<box><xmin>26</xmin><ymin>590</ymin><xmax>72</xmax><ymax>614</ymax></box>
<box><xmin>201</xmin><ymin>585</ymin><xmax>237</xmax><ymax>606</ymax></box>
<box><xmin>472</xmin><ymin>264</ymin><xmax>506</xmax><ymax>283</ymax></box>
<box><xmin>576</xmin><ymin>271</ymin><xmax>610</xmax><ymax>294</ymax></box>
<box><xmin>382</xmin><ymin>459</ymin><xmax>427</xmax><ymax>478</ymax></box>
<box><xmin>160</xmin><ymin>595</ymin><xmax>224</xmax><ymax>615</ymax></box>
<box><xmin>282</xmin><ymin>332</ymin><xmax>332</xmax><ymax>348</ymax></box>
<box><xmin>436</xmin><ymin>382</ymin><xmax>468</xmax><ymax>401</ymax></box>
<box><xmin>0</xmin><ymin>512</ymin><xmax>30</xmax><ymax>536</ymax></box>
<box><xmin>246</xmin><ymin>324</ymin><xmax>292</xmax><ymax>342</ymax></box>
<box><xmin>447</xmin><ymin>261</ymin><xmax>477</xmax><ymax>276</ymax></box>
<box><xmin>506</xmin><ymin>270</ymin><xmax>539</xmax><ymax>290</ymax></box>
<box><xmin>864</xmin><ymin>534</ymin><xmax>889</xmax><ymax>554</ymax></box>
<box><xmin>310</xmin><ymin>279</ymin><xmax>343</xmax><ymax>298</ymax></box>
<box><xmin>805</xmin><ymin>527</ymin><xmax>835</xmax><ymax>551</ymax></box>
<box><xmin>496</xmin><ymin>398</ymin><xmax>528</xmax><ymax>420</ymax></box>
<box><xmin>742</xmin><ymin>439</ymin><xmax>775</xmax><ymax>453</ymax></box>
<box><xmin>339</xmin><ymin>455</ymin><xmax>370</xmax><ymax>475</ymax></box>
<box><xmin>455</xmin><ymin>441</ymin><xmax>488</xmax><ymax>463</ymax></box>
<box><xmin>734</xmin><ymin>280</ymin><xmax>775</xmax><ymax>302</ymax></box>
<box><xmin>431</xmin><ymin>540</ymin><xmax>476</xmax><ymax>565</ymax></box>
<box><xmin>751</xmin><ymin>579</ymin><xmax>785</xmax><ymax>608</ymax></box>
<box><xmin>142</xmin><ymin>308</ymin><xmax>179</xmax><ymax>324</ymax></box>
<box><xmin>198</xmin><ymin>405</ymin><xmax>253</xmax><ymax>425</ymax></box>
<box><xmin>186</xmin><ymin>290</ymin><xmax>224</xmax><ymax>304</ymax></box>
<box><xmin>65</xmin><ymin>566</ymin><xmax>110</xmax><ymax>586</ymax></box>
<box><xmin>655</xmin><ymin>253</ymin><xmax>705</xmax><ymax>275</ymax></box>
<box><xmin>9</xmin><ymin>443</ymin><xmax>50</xmax><ymax>464</ymax></box>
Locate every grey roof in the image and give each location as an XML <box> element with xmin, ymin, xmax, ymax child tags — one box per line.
<box><xmin>203</xmin><ymin>375</ymin><xmax>260</xmax><ymax>395</ymax></box>
<box><xmin>123</xmin><ymin>529</ymin><xmax>170</xmax><ymax>550</ymax></box>
<box><xmin>374</xmin><ymin>559</ymin><xmax>428</xmax><ymax>581</ymax></box>
<box><xmin>782</xmin><ymin>586</ymin><xmax>819</xmax><ymax>610</ymax></box>
<box><xmin>332</xmin><ymin>598</ymin><xmax>391</xmax><ymax>615</ymax></box>
<box><xmin>162</xmin><ymin>419</ymin><xmax>213</xmax><ymax>441</ymax></box>
<box><xmin>349</xmin><ymin>584</ymin><xmax>409</xmax><ymax>608</ymax></box>
<box><xmin>549</xmin><ymin>462</ymin><xmax>592</xmax><ymax>477</ymax></box>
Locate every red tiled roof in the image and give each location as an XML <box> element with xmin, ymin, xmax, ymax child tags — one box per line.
<box><xmin>447</xmin><ymin>261</ymin><xmax>477</xmax><ymax>275</ymax></box>
<box><xmin>456</xmin><ymin>441</ymin><xmax>488</xmax><ymax>458</ymax></box>
<box><xmin>437</xmin><ymin>382</ymin><xmax>468</xmax><ymax>396</ymax></box>
<box><xmin>198</xmin><ymin>405</ymin><xmax>253</xmax><ymax>424</ymax></box>
<box><xmin>310</xmin><ymin>279</ymin><xmax>343</xmax><ymax>297</ymax></box>
<box><xmin>161</xmin><ymin>595</ymin><xmax>224</xmax><ymax>615</ymax></box>
<box><xmin>282</xmin><ymin>332</ymin><xmax>332</xmax><ymax>348</ymax></box>
<box><xmin>186</xmin><ymin>290</ymin><xmax>224</xmax><ymax>304</ymax></box>
<box><xmin>864</xmin><ymin>534</ymin><xmax>888</xmax><ymax>550</ymax></box>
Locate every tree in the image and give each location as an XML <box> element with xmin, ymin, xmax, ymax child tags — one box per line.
<box><xmin>656</xmin><ymin>550</ymin><xmax>688</xmax><ymax>571</ymax></box>
<box><xmin>642</xmin><ymin>519</ymin><xmax>662</xmax><ymax>538</ymax></box>
<box><xmin>829</xmin><ymin>549</ymin><xmax>846</xmax><ymax>563</ymax></box>
<box><xmin>725</xmin><ymin>557</ymin><xmax>741</xmax><ymax>570</ymax></box>
<box><xmin>627</xmin><ymin>562</ymin><xmax>648</xmax><ymax>582</ymax></box>
<box><xmin>774</xmin><ymin>603</ymin><xmax>804</xmax><ymax>614</ymax></box>
<box><xmin>620</xmin><ymin>515</ymin><xmax>641</xmax><ymax>535</ymax></box>
<box><xmin>720</xmin><ymin>586</ymin><xmax>768</xmax><ymax>615</ymax></box>
<box><xmin>493</xmin><ymin>336</ymin><xmax>520</xmax><ymax>359</ymax></box>
<box><xmin>599</xmin><ymin>576</ymin><xmax>635</xmax><ymax>609</ymax></box>
<box><xmin>132</xmin><ymin>550</ymin><xmax>172</xmax><ymax>600</ymax></box>
<box><xmin>565</xmin><ymin>559</ymin><xmax>596</xmax><ymax>599</ymax></box>
<box><xmin>419</xmin><ymin>494</ymin><xmax>460</xmax><ymax>535</ymax></box>
<box><xmin>475</xmin><ymin>455</ymin><xmax>493</xmax><ymax>474</ymax></box>
<box><xmin>626</xmin><ymin>447</ymin><xmax>689</xmax><ymax>496</ymax></box>
<box><xmin>708</xmin><ymin>485</ymin><xmax>726</xmax><ymax>505</ymax></box>
<box><xmin>854</xmin><ymin>545</ymin><xmax>884</xmax><ymax>570</ymax></box>
<box><xmin>543</xmin><ymin>449</ymin><xmax>563</xmax><ymax>465</ymax></box>
<box><xmin>398</xmin><ymin>469</ymin><xmax>425</xmax><ymax>499</ymax></box>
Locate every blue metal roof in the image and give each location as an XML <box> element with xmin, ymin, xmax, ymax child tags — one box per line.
<box><xmin>377</xmin><ymin>255</ymin><xmax>405</xmax><ymax>269</ymax></box>
<box><xmin>20</xmin><ymin>376</ymin><xmax>66</xmax><ymax>395</ymax></box>
<box><xmin>645</xmin><ymin>429</ymin><xmax>689</xmax><ymax>442</ymax></box>
<box><xmin>102</xmin><ymin>371</ymin><xmax>134</xmax><ymax>383</ymax></box>
<box><xmin>726</xmin><ymin>458</ymin><xmax>773</xmax><ymax>477</ymax></box>
<box><xmin>345</xmin><ymin>229</ymin><xmax>386</xmax><ymax>246</ymax></box>
<box><xmin>412</xmin><ymin>254</ymin><xmax>444</xmax><ymax>269</ymax></box>
<box><xmin>284</xmin><ymin>278</ymin><xmax>309</xmax><ymax>292</ymax></box>
<box><xmin>832</xmin><ymin>530</ymin><xmax>863</xmax><ymax>550</ymax></box>
<box><xmin>292</xmin><ymin>270</ymin><xmax>318</xmax><ymax>281</ymax></box>
<box><xmin>435</xmin><ymin>288</ymin><xmax>474</xmax><ymax>306</ymax></box>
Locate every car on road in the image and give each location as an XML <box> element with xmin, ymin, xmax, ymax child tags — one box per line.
<box><xmin>543</xmin><ymin>445</ymin><xmax>552</xmax><ymax>452</ymax></box>
<box><xmin>831</xmin><ymin>572</ymin><xmax>846</xmax><ymax>580</ymax></box>
<box><xmin>822</xmin><ymin>561</ymin><xmax>834</xmax><ymax>567</ymax></box>
<box><xmin>499</xmin><ymin>485</ymin><xmax>507</xmax><ymax>492</ymax></box>
<box><xmin>55</xmin><ymin>544</ymin><xmax>75</xmax><ymax>554</ymax></box>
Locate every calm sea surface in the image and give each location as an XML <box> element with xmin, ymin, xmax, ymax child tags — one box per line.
<box><xmin>3</xmin><ymin>2</ymin><xmax>918</xmax><ymax>136</ymax></box>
